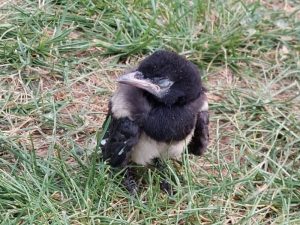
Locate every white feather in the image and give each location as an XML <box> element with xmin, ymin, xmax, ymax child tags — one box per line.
<box><xmin>200</xmin><ymin>100</ymin><xmax>209</xmax><ymax>112</ymax></box>
<box><xmin>131</xmin><ymin>131</ymin><xmax>194</xmax><ymax>165</ymax></box>
<box><xmin>100</xmin><ymin>139</ymin><xmax>107</xmax><ymax>145</ymax></box>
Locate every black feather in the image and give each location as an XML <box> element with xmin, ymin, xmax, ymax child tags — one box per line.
<box><xmin>188</xmin><ymin>110</ymin><xmax>209</xmax><ymax>156</ymax></box>
<box><xmin>142</xmin><ymin>103</ymin><xmax>196</xmax><ymax>142</ymax></box>
<box><xmin>102</xmin><ymin>117</ymin><xmax>140</xmax><ymax>167</ymax></box>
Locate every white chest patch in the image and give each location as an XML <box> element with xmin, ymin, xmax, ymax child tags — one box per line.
<box><xmin>111</xmin><ymin>88</ymin><xmax>132</xmax><ymax>119</ymax></box>
<box><xmin>131</xmin><ymin>130</ymin><xmax>194</xmax><ymax>165</ymax></box>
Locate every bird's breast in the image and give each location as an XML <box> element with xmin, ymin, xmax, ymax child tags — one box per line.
<box><xmin>130</xmin><ymin>130</ymin><xmax>194</xmax><ymax>165</ymax></box>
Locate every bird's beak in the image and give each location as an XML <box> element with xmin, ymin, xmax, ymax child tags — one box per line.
<box><xmin>117</xmin><ymin>71</ymin><xmax>161</xmax><ymax>96</ymax></box>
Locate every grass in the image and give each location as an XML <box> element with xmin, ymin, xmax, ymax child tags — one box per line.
<box><xmin>0</xmin><ymin>0</ymin><xmax>299</xmax><ymax>224</ymax></box>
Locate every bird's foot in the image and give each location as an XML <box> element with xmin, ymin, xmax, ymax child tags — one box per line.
<box><xmin>123</xmin><ymin>177</ymin><xmax>138</xmax><ymax>195</ymax></box>
<box><xmin>122</xmin><ymin>168</ymin><xmax>138</xmax><ymax>195</ymax></box>
<box><xmin>160</xmin><ymin>179</ymin><xmax>175</xmax><ymax>195</ymax></box>
<box><xmin>152</xmin><ymin>158</ymin><xmax>177</xmax><ymax>195</ymax></box>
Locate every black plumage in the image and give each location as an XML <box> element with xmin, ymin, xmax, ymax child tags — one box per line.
<box><xmin>101</xmin><ymin>50</ymin><xmax>209</xmax><ymax>193</ymax></box>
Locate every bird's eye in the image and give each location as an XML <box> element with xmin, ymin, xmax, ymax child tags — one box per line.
<box><xmin>156</xmin><ymin>79</ymin><xmax>173</xmax><ymax>88</ymax></box>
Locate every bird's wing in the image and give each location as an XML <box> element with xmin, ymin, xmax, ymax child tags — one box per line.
<box><xmin>101</xmin><ymin>115</ymin><xmax>140</xmax><ymax>167</ymax></box>
<box><xmin>187</xmin><ymin>110</ymin><xmax>209</xmax><ymax>155</ymax></box>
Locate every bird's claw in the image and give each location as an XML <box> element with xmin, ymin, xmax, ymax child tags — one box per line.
<box><xmin>160</xmin><ymin>179</ymin><xmax>175</xmax><ymax>195</ymax></box>
<box><xmin>122</xmin><ymin>168</ymin><xmax>138</xmax><ymax>195</ymax></box>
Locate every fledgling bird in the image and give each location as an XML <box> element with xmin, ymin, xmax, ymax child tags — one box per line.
<box><xmin>101</xmin><ymin>50</ymin><xmax>209</xmax><ymax>194</ymax></box>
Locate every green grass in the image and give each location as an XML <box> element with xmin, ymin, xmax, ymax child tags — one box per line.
<box><xmin>0</xmin><ymin>0</ymin><xmax>300</xmax><ymax>224</ymax></box>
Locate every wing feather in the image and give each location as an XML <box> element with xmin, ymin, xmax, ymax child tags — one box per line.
<box><xmin>188</xmin><ymin>110</ymin><xmax>209</xmax><ymax>155</ymax></box>
<box><xmin>101</xmin><ymin>116</ymin><xmax>140</xmax><ymax>167</ymax></box>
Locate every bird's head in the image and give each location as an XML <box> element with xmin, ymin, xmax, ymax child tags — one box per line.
<box><xmin>117</xmin><ymin>50</ymin><xmax>203</xmax><ymax>106</ymax></box>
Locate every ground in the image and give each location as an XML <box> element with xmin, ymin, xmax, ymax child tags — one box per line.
<box><xmin>0</xmin><ymin>0</ymin><xmax>299</xmax><ymax>224</ymax></box>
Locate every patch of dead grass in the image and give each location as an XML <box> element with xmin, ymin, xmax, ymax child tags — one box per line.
<box><xmin>0</xmin><ymin>59</ymin><xmax>122</xmax><ymax>157</ymax></box>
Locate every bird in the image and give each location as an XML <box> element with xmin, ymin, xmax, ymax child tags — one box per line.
<box><xmin>101</xmin><ymin>50</ymin><xmax>209</xmax><ymax>194</ymax></box>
